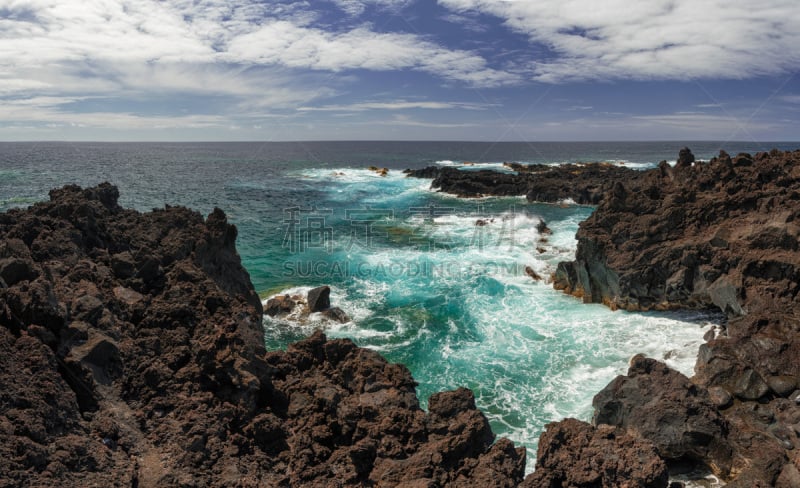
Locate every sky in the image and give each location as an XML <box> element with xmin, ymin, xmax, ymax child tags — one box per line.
<box><xmin>0</xmin><ymin>0</ymin><xmax>799</xmax><ymax>142</ymax></box>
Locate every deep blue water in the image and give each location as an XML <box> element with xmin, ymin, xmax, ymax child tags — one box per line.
<box><xmin>2</xmin><ymin>140</ymin><xmax>795</xmax><ymax>473</ymax></box>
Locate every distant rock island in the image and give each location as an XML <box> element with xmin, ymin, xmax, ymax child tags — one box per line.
<box><xmin>3</xmin><ymin>148</ymin><xmax>800</xmax><ymax>486</ymax></box>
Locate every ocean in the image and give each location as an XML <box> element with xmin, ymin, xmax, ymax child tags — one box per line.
<box><xmin>2</xmin><ymin>140</ymin><xmax>797</xmax><ymax>475</ymax></box>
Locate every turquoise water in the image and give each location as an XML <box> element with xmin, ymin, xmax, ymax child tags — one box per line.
<box><xmin>259</xmin><ymin>165</ymin><xmax>718</xmax><ymax>470</ymax></box>
<box><xmin>2</xmin><ymin>141</ymin><xmax>787</xmax><ymax>471</ymax></box>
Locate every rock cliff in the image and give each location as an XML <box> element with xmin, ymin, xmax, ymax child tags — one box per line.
<box><xmin>552</xmin><ymin>149</ymin><xmax>800</xmax><ymax>486</ymax></box>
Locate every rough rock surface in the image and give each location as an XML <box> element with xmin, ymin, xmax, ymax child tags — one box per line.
<box><xmin>522</xmin><ymin>418</ymin><xmax>668</xmax><ymax>488</ymax></box>
<box><xmin>553</xmin><ymin>148</ymin><xmax>800</xmax><ymax>315</ymax></box>
<box><xmin>592</xmin><ymin>356</ymin><xmax>734</xmax><ymax>476</ymax></box>
<box><xmin>553</xmin><ymin>149</ymin><xmax>800</xmax><ymax>486</ymax></box>
<box><xmin>0</xmin><ymin>184</ymin><xmax>526</xmax><ymax>487</ymax></box>
<box><xmin>405</xmin><ymin>163</ymin><xmax>644</xmax><ymax>204</ymax></box>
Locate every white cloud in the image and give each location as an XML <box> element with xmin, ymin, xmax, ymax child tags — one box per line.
<box><xmin>0</xmin><ymin>0</ymin><xmax>518</xmax><ymax>133</ymax></box>
<box><xmin>297</xmin><ymin>100</ymin><xmax>494</xmax><ymax>111</ymax></box>
<box><xmin>377</xmin><ymin>114</ymin><xmax>478</xmax><ymax>128</ymax></box>
<box><xmin>329</xmin><ymin>0</ymin><xmax>410</xmax><ymax>16</ymax></box>
<box><xmin>439</xmin><ymin>0</ymin><xmax>800</xmax><ymax>82</ymax></box>
<box><xmin>225</xmin><ymin>21</ymin><xmax>517</xmax><ymax>87</ymax></box>
<box><xmin>0</xmin><ymin>0</ymin><xmax>513</xmax><ymax>96</ymax></box>
<box><xmin>632</xmin><ymin>113</ymin><xmax>775</xmax><ymax>134</ymax></box>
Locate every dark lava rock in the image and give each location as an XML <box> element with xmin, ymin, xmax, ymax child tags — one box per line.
<box><xmin>322</xmin><ymin>306</ymin><xmax>350</xmax><ymax>323</ymax></box>
<box><xmin>708</xmin><ymin>386</ymin><xmax>733</xmax><ymax>409</ymax></box>
<box><xmin>551</xmin><ymin>148</ymin><xmax>800</xmax><ymax>485</ymax></box>
<box><xmin>406</xmin><ymin>163</ymin><xmax>644</xmax><ymax>204</ymax></box>
<box><xmin>734</xmin><ymin>369</ymin><xmax>770</xmax><ymax>401</ymax></box>
<box><xmin>0</xmin><ymin>183</ymin><xmax>526</xmax><ymax>487</ymax></box>
<box><xmin>676</xmin><ymin>147</ymin><xmax>696</xmax><ymax>168</ymax></box>
<box><xmin>524</xmin><ymin>266</ymin><xmax>543</xmax><ymax>281</ymax></box>
<box><xmin>592</xmin><ymin>355</ymin><xmax>733</xmax><ymax>473</ymax></box>
<box><xmin>264</xmin><ymin>294</ymin><xmax>297</xmax><ymax>317</ymax></box>
<box><xmin>553</xmin><ymin>148</ymin><xmax>800</xmax><ymax>316</ymax></box>
<box><xmin>769</xmin><ymin>376</ymin><xmax>798</xmax><ymax>397</ymax></box>
<box><xmin>307</xmin><ymin>285</ymin><xmax>331</xmax><ymax>312</ymax></box>
<box><xmin>521</xmin><ymin>418</ymin><xmax>668</xmax><ymax>488</ymax></box>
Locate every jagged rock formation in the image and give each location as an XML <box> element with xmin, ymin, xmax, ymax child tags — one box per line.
<box><xmin>0</xmin><ymin>184</ymin><xmax>527</xmax><ymax>487</ymax></box>
<box><xmin>404</xmin><ymin>163</ymin><xmax>644</xmax><ymax>204</ymax></box>
<box><xmin>553</xmin><ymin>148</ymin><xmax>800</xmax><ymax>315</ymax></box>
<box><xmin>521</xmin><ymin>418</ymin><xmax>668</xmax><ymax>488</ymax></box>
<box><xmin>552</xmin><ymin>149</ymin><xmax>800</xmax><ymax>486</ymax></box>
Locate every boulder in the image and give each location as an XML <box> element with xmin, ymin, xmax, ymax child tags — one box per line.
<box><xmin>264</xmin><ymin>294</ymin><xmax>297</xmax><ymax>317</ymax></box>
<box><xmin>322</xmin><ymin>306</ymin><xmax>350</xmax><ymax>323</ymax></box>
<box><xmin>768</xmin><ymin>376</ymin><xmax>797</xmax><ymax>398</ymax></box>
<box><xmin>307</xmin><ymin>285</ymin><xmax>331</xmax><ymax>312</ymax></box>
<box><xmin>734</xmin><ymin>369</ymin><xmax>770</xmax><ymax>401</ymax></box>
<box><xmin>592</xmin><ymin>355</ymin><xmax>732</xmax><ymax>474</ymax></box>
<box><xmin>522</xmin><ymin>418</ymin><xmax>668</xmax><ymax>488</ymax></box>
<box><xmin>0</xmin><ymin>258</ymin><xmax>38</xmax><ymax>286</ymax></box>
<box><xmin>676</xmin><ymin>147</ymin><xmax>695</xmax><ymax>168</ymax></box>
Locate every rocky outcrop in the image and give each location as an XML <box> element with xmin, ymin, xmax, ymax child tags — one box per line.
<box><xmin>405</xmin><ymin>163</ymin><xmax>644</xmax><ymax>204</ymax></box>
<box><xmin>522</xmin><ymin>418</ymin><xmax>668</xmax><ymax>488</ymax></box>
<box><xmin>265</xmin><ymin>285</ymin><xmax>351</xmax><ymax>324</ymax></box>
<box><xmin>0</xmin><ymin>184</ymin><xmax>526</xmax><ymax>487</ymax></box>
<box><xmin>553</xmin><ymin>148</ymin><xmax>800</xmax><ymax>315</ymax></box>
<box><xmin>552</xmin><ymin>149</ymin><xmax>800</xmax><ymax>486</ymax></box>
<box><xmin>592</xmin><ymin>355</ymin><xmax>735</xmax><ymax>476</ymax></box>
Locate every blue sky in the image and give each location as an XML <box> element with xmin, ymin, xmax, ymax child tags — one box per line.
<box><xmin>0</xmin><ymin>0</ymin><xmax>798</xmax><ymax>141</ymax></box>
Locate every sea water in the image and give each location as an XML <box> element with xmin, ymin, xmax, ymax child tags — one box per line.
<box><xmin>1</xmin><ymin>141</ymin><xmax>795</xmax><ymax>478</ymax></box>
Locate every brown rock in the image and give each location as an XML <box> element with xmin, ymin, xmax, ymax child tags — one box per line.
<box><xmin>592</xmin><ymin>355</ymin><xmax>733</xmax><ymax>475</ymax></box>
<box><xmin>522</xmin><ymin>418</ymin><xmax>668</xmax><ymax>487</ymax></box>
<box><xmin>307</xmin><ymin>285</ymin><xmax>331</xmax><ymax>312</ymax></box>
<box><xmin>769</xmin><ymin>376</ymin><xmax>798</xmax><ymax>397</ymax></box>
<box><xmin>0</xmin><ymin>184</ymin><xmax>524</xmax><ymax>487</ymax></box>
<box><xmin>264</xmin><ymin>294</ymin><xmax>296</xmax><ymax>317</ymax></box>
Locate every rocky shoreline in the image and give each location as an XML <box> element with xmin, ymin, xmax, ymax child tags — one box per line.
<box><xmin>551</xmin><ymin>148</ymin><xmax>800</xmax><ymax>487</ymax></box>
<box><xmin>404</xmin><ymin>161</ymin><xmax>645</xmax><ymax>204</ymax></box>
<box><xmin>0</xmin><ymin>184</ymin><xmax>529</xmax><ymax>486</ymax></box>
<box><xmin>2</xmin><ymin>147</ymin><xmax>799</xmax><ymax>486</ymax></box>
<box><xmin>412</xmin><ymin>149</ymin><xmax>800</xmax><ymax>486</ymax></box>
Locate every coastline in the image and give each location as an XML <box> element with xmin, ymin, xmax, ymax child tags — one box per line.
<box><xmin>412</xmin><ymin>148</ymin><xmax>800</xmax><ymax>486</ymax></box>
<box><xmin>2</xmin><ymin>146</ymin><xmax>799</xmax><ymax>486</ymax></box>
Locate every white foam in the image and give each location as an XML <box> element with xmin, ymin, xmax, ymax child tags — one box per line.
<box><xmin>433</xmin><ymin>159</ymin><xmax>517</xmax><ymax>173</ymax></box>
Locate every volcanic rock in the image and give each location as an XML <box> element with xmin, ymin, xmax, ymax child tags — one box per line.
<box><xmin>0</xmin><ymin>183</ymin><xmax>526</xmax><ymax>487</ymax></box>
<box><xmin>405</xmin><ymin>163</ymin><xmax>644</xmax><ymax>204</ymax></box>
<box><xmin>551</xmin><ymin>149</ymin><xmax>800</xmax><ymax>485</ymax></box>
<box><xmin>522</xmin><ymin>418</ymin><xmax>668</xmax><ymax>488</ymax></box>
<box><xmin>307</xmin><ymin>285</ymin><xmax>331</xmax><ymax>312</ymax></box>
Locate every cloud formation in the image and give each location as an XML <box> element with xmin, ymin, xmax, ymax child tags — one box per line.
<box><xmin>297</xmin><ymin>100</ymin><xmax>494</xmax><ymax>111</ymax></box>
<box><xmin>439</xmin><ymin>0</ymin><xmax>800</xmax><ymax>82</ymax></box>
<box><xmin>0</xmin><ymin>0</ymin><xmax>520</xmax><ymax>134</ymax></box>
